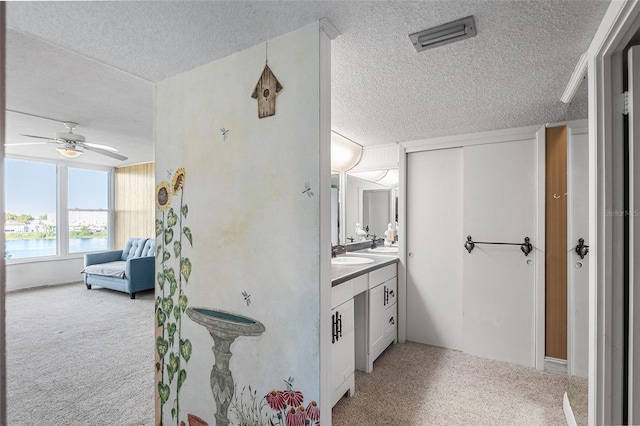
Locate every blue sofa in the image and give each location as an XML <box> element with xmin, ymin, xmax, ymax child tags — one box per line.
<box><xmin>82</xmin><ymin>237</ymin><xmax>156</xmax><ymax>299</ymax></box>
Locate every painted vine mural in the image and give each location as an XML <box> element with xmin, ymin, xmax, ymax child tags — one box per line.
<box><xmin>156</xmin><ymin>168</ymin><xmax>193</xmax><ymax>425</ymax></box>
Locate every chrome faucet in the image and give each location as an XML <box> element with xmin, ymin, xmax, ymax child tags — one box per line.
<box><xmin>368</xmin><ymin>234</ymin><xmax>378</xmax><ymax>249</ymax></box>
<box><xmin>331</xmin><ymin>244</ymin><xmax>346</xmax><ymax>258</ymax></box>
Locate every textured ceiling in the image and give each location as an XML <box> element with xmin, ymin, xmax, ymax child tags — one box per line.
<box><xmin>5</xmin><ymin>1</ymin><xmax>610</xmax><ymax>166</ymax></box>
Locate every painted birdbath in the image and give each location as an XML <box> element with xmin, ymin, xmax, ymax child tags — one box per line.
<box><xmin>186</xmin><ymin>307</ymin><xmax>265</xmax><ymax>426</ymax></box>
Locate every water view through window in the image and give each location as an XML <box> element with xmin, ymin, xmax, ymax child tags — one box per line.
<box><xmin>68</xmin><ymin>167</ymin><xmax>109</xmax><ymax>254</ymax></box>
<box><xmin>4</xmin><ymin>159</ymin><xmax>109</xmax><ymax>259</ymax></box>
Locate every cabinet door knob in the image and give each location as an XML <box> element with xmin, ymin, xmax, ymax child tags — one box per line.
<box><xmin>389</xmin><ymin>317</ymin><xmax>395</xmax><ymax>325</ymax></box>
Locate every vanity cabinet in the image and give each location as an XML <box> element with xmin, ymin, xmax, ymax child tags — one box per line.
<box><xmin>331</xmin><ymin>278</ymin><xmax>357</xmax><ymax>407</ymax></box>
<box><xmin>353</xmin><ymin>263</ymin><xmax>398</xmax><ymax>374</ymax></box>
<box><xmin>369</xmin><ymin>276</ymin><xmax>397</xmax><ymax>365</ymax></box>
<box><xmin>331</xmin><ymin>261</ymin><xmax>397</xmax><ymax>406</ymax></box>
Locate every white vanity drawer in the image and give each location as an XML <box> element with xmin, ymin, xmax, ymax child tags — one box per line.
<box><xmin>369</xmin><ymin>264</ymin><xmax>397</xmax><ymax>289</ymax></box>
<box><xmin>332</xmin><ymin>280</ymin><xmax>354</xmax><ymax>309</ymax></box>
<box><xmin>351</xmin><ymin>274</ymin><xmax>368</xmax><ymax>296</ymax></box>
<box><xmin>382</xmin><ymin>277</ymin><xmax>397</xmax><ymax>307</ymax></box>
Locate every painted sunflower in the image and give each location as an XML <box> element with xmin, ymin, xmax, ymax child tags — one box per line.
<box><xmin>172</xmin><ymin>168</ymin><xmax>186</xmax><ymax>195</ymax></box>
<box><xmin>156</xmin><ymin>182</ymin><xmax>171</xmax><ymax>211</ymax></box>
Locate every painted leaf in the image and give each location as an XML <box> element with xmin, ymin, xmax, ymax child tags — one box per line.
<box><xmin>156</xmin><ymin>272</ymin><xmax>165</xmax><ymax>288</ymax></box>
<box><xmin>167</xmin><ymin>208</ymin><xmax>178</xmax><ymax>227</ymax></box>
<box><xmin>180</xmin><ymin>339</ymin><xmax>192</xmax><ymax>362</ymax></box>
<box><xmin>181</xmin><ymin>258</ymin><xmax>192</xmax><ymax>282</ymax></box>
<box><xmin>183</xmin><ymin>227</ymin><xmax>193</xmax><ymax>246</ymax></box>
<box><xmin>182</xmin><ymin>204</ymin><xmax>188</xmax><ymax>218</ymax></box>
<box><xmin>170</xmin><ymin>276</ymin><xmax>177</xmax><ymax>297</ymax></box>
<box><xmin>171</xmin><ymin>408</ymin><xmax>176</xmax><ymax>419</ymax></box>
<box><xmin>174</xmin><ymin>306</ymin><xmax>181</xmax><ymax>321</ymax></box>
<box><xmin>155</xmin><ymin>219</ymin><xmax>164</xmax><ymax>236</ymax></box>
<box><xmin>164</xmin><ymin>228</ymin><xmax>174</xmax><ymax>245</ymax></box>
<box><xmin>168</xmin><ymin>323</ymin><xmax>177</xmax><ymax>347</ymax></box>
<box><xmin>163</xmin><ymin>250</ymin><xmax>171</xmax><ymax>262</ymax></box>
<box><xmin>156</xmin><ymin>309</ymin><xmax>167</xmax><ymax>327</ymax></box>
<box><xmin>178</xmin><ymin>369</ymin><xmax>187</xmax><ymax>391</ymax></box>
<box><xmin>162</xmin><ymin>297</ymin><xmax>174</xmax><ymax>314</ymax></box>
<box><xmin>155</xmin><ymin>361</ymin><xmax>161</xmax><ymax>373</ymax></box>
<box><xmin>165</xmin><ymin>268</ymin><xmax>176</xmax><ymax>282</ymax></box>
<box><xmin>167</xmin><ymin>352</ymin><xmax>179</xmax><ymax>383</ymax></box>
<box><xmin>156</xmin><ymin>336</ymin><xmax>168</xmax><ymax>358</ymax></box>
<box><xmin>158</xmin><ymin>382</ymin><xmax>170</xmax><ymax>404</ymax></box>
<box><xmin>155</xmin><ymin>296</ymin><xmax>162</xmax><ymax>311</ymax></box>
<box><xmin>156</xmin><ymin>245</ymin><xmax>162</xmax><ymax>258</ymax></box>
<box><xmin>174</xmin><ymin>241</ymin><xmax>181</xmax><ymax>258</ymax></box>
<box><xmin>179</xmin><ymin>294</ymin><xmax>188</xmax><ymax>312</ymax></box>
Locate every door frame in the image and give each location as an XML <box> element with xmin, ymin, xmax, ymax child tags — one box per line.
<box><xmin>398</xmin><ymin>124</ymin><xmax>547</xmax><ymax>370</ymax></box>
<box><xmin>586</xmin><ymin>1</ymin><xmax>640</xmax><ymax>424</ymax></box>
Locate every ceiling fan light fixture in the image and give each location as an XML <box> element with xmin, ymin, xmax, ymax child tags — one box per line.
<box><xmin>410</xmin><ymin>16</ymin><xmax>476</xmax><ymax>52</ymax></box>
<box><xmin>57</xmin><ymin>146</ymin><xmax>83</xmax><ymax>158</ymax></box>
<box><xmin>56</xmin><ymin>132</ymin><xmax>85</xmax><ymax>143</ymax></box>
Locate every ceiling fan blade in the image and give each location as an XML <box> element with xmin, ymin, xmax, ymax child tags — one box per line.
<box><xmin>83</xmin><ymin>142</ymin><xmax>119</xmax><ymax>152</ymax></box>
<box><xmin>20</xmin><ymin>134</ymin><xmax>58</xmax><ymax>142</ymax></box>
<box><xmin>82</xmin><ymin>144</ymin><xmax>128</xmax><ymax>161</ymax></box>
<box><xmin>5</xmin><ymin>142</ymin><xmax>51</xmax><ymax>146</ymax></box>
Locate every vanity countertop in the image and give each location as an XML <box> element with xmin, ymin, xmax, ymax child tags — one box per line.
<box><xmin>331</xmin><ymin>253</ymin><xmax>398</xmax><ymax>286</ymax></box>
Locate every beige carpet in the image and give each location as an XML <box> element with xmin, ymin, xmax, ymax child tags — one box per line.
<box><xmin>6</xmin><ymin>283</ymin><xmax>155</xmax><ymax>425</ymax></box>
<box><xmin>7</xmin><ymin>284</ymin><xmax>571</xmax><ymax>426</ymax></box>
<box><xmin>332</xmin><ymin>342</ymin><xmax>569</xmax><ymax>426</ymax></box>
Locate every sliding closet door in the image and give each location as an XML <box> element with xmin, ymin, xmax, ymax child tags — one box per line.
<box><xmin>462</xmin><ymin>139</ymin><xmax>538</xmax><ymax>367</ymax></box>
<box><xmin>567</xmin><ymin>125</ymin><xmax>589</xmax><ymax>377</ymax></box>
<box><xmin>406</xmin><ymin>148</ymin><xmax>463</xmax><ymax>350</ymax></box>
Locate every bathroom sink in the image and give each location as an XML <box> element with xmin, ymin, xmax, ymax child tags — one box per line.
<box><xmin>331</xmin><ymin>256</ymin><xmax>375</xmax><ymax>265</ymax></box>
<box><xmin>368</xmin><ymin>246</ymin><xmax>398</xmax><ymax>253</ymax></box>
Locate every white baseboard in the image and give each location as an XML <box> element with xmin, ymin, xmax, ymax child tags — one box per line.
<box><xmin>563</xmin><ymin>392</ymin><xmax>578</xmax><ymax>426</ymax></box>
<box><xmin>544</xmin><ymin>356</ymin><xmax>568</xmax><ymax>375</ymax></box>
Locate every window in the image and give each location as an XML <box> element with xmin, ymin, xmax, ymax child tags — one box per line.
<box><xmin>4</xmin><ymin>158</ymin><xmax>112</xmax><ymax>260</ymax></box>
<box><xmin>4</xmin><ymin>159</ymin><xmax>57</xmax><ymax>259</ymax></box>
<box><xmin>68</xmin><ymin>168</ymin><xmax>109</xmax><ymax>253</ymax></box>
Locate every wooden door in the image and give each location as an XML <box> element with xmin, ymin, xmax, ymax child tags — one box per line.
<box><xmin>545</xmin><ymin>126</ymin><xmax>568</xmax><ymax>360</ymax></box>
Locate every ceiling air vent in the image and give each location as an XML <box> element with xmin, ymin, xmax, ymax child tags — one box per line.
<box><xmin>409</xmin><ymin>15</ymin><xmax>476</xmax><ymax>52</ymax></box>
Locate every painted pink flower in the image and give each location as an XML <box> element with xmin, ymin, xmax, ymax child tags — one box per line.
<box><xmin>283</xmin><ymin>390</ymin><xmax>304</xmax><ymax>407</ymax></box>
<box><xmin>266</xmin><ymin>390</ymin><xmax>286</xmax><ymax>411</ymax></box>
<box><xmin>306</xmin><ymin>400</ymin><xmax>320</xmax><ymax>422</ymax></box>
<box><xmin>285</xmin><ymin>407</ymin><xmax>302</xmax><ymax>426</ymax></box>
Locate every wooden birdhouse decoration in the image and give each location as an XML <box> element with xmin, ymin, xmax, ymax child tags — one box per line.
<box><xmin>251</xmin><ymin>64</ymin><xmax>283</xmax><ymax>118</ymax></box>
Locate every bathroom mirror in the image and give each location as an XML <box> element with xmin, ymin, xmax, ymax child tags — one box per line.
<box><xmin>362</xmin><ymin>189</ymin><xmax>391</xmax><ymax>239</ymax></box>
<box><xmin>344</xmin><ymin>169</ymin><xmax>398</xmax><ymax>244</ymax></box>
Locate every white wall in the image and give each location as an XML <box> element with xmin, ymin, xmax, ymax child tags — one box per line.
<box><xmin>154</xmin><ymin>22</ymin><xmax>328</xmax><ymax>425</ymax></box>
<box><xmin>6</xmin><ymin>258</ymin><xmax>84</xmax><ymax>292</ymax></box>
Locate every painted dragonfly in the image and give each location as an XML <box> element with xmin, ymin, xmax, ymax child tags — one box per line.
<box><xmin>302</xmin><ymin>181</ymin><xmax>314</xmax><ymax>197</ymax></box>
<box><xmin>241</xmin><ymin>291</ymin><xmax>251</xmax><ymax>306</ymax></box>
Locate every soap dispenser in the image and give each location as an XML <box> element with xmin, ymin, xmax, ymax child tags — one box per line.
<box><xmin>384</xmin><ymin>223</ymin><xmax>394</xmax><ymax>246</ymax></box>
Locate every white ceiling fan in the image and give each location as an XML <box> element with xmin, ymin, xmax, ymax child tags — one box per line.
<box><xmin>5</xmin><ymin>110</ymin><xmax>128</xmax><ymax>161</ymax></box>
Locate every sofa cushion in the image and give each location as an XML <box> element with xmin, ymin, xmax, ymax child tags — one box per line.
<box><xmin>141</xmin><ymin>239</ymin><xmax>156</xmax><ymax>257</ymax></box>
<box><xmin>121</xmin><ymin>238</ymin><xmax>149</xmax><ymax>260</ymax></box>
<box><xmin>82</xmin><ymin>261</ymin><xmax>127</xmax><ymax>278</ymax></box>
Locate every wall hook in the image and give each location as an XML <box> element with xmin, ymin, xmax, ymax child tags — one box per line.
<box><xmin>520</xmin><ymin>237</ymin><xmax>533</xmax><ymax>256</ymax></box>
<box><xmin>575</xmin><ymin>238</ymin><xmax>589</xmax><ymax>259</ymax></box>
<box><xmin>464</xmin><ymin>235</ymin><xmax>475</xmax><ymax>253</ymax></box>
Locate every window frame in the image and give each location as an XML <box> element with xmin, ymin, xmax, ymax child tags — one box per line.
<box><xmin>4</xmin><ymin>155</ymin><xmax>115</xmax><ymax>264</ymax></box>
